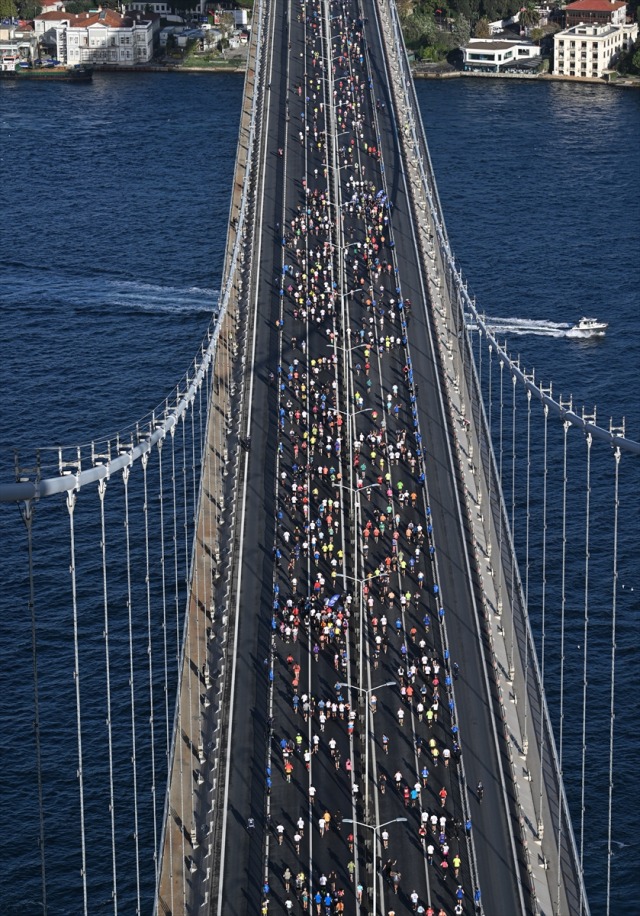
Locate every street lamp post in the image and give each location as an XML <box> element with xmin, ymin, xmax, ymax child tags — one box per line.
<box><xmin>343</xmin><ymin>817</ymin><xmax>407</xmax><ymax>915</ymax></box>
<box><xmin>336</xmin><ymin>567</ymin><xmax>385</xmax><ymax>735</ymax></box>
<box><xmin>337</xmin><ymin>679</ymin><xmax>395</xmax><ymax>824</ymax></box>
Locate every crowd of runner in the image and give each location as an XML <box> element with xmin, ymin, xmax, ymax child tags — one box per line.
<box><xmin>251</xmin><ymin>0</ymin><xmax>478</xmax><ymax>913</ymax></box>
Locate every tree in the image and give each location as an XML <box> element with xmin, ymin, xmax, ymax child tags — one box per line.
<box><xmin>397</xmin><ymin>0</ymin><xmax>415</xmax><ymax>19</ymax></box>
<box><xmin>402</xmin><ymin>11</ymin><xmax>437</xmax><ymax>46</ymax></box>
<box><xmin>0</xmin><ymin>0</ymin><xmax>18</xmax><ymax>16</ymax></box>
<box><xmin>519</xmin><ymin>2</ymin><xmax>540</xmax><ymax>29</ymax></box>
<box><xmin>474</xmin><ymin>16</ymin><xmax>490</xmax><ymax>37</ymax></box>
<box><xmin>17</xmin><ymin>0</ymin><xmax>41</xmax><ymax>17</ymax></box>
<box><xmin>529</xmin><ymin>26</ymin><xmax>543</xmax><ymax>42</ymax></box>
<box><xmin>453</xmin><ymin>14</ymin><xmax>471</xmax><ymax>45</ymax></box>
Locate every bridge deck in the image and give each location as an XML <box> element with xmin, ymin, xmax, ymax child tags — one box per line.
<box><xmin>157</xmin><ymin>0</ymin><xmax>571</xmax><ymax>913</ymax></box>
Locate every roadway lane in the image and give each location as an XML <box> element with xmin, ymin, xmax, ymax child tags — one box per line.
<box><xmin>216</xmin><ymin>0</ymin><xmax>528</xmax><ymax>912</ymax></box>
<box><xmin>361</xmin><ymin>0</ymin><xmax>527</xmax><ymax>911</ymax></box>
<box><xmin>329</xmin><ymin>4</ymin><xmax>475</xmax><ymax>912</ymax></box>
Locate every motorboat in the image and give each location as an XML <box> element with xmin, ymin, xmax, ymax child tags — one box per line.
<box><xmin>570</xmin><ymin>317</ymin><xmax>608</xmax><ymax>335</ymax></box>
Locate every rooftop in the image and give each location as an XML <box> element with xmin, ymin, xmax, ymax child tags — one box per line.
<box><xmin>465</xmin><ymin>39</ymin><xmax>530</xmax><ymax>50</ymax></box>
<box><xmin>557</xmin><ymin>20</ymin><xmax>623</xmax><ymax>33</ymax></box>
<box><xmin>565</xmin><ymin>0</ymin><xmax>626</xmax><ymax>10</ymax></box>
<box><xmin>36</xmin><ymin>8</ymin><xmax>158</xmax><ymax>27</ymax></box>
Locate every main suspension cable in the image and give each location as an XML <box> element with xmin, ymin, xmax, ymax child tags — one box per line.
<box><xmin>170</xmin><ymin>425</ymin><xmax>187</xmax><ymax>912</ymax></box>
<box><xmin>579</xmin><ymin>429</ymin><xmax>592</xmax><ymax>915</ymax></box>
<box><xmin>557</xmin><ymin>415</ymin><xmax>571</xmax><ymax>913</ymax></box>
<box><xmin>523</xmin><ymin>387</ymin><xmax>532</xmax><ymax>756</ymax></box>
<box><xmin>497</xmin><ymin>356</ymin><xmax>504</xmax><ymax>616</ymax></box>
<box><xmin>142</xmin><ymin>452</ymin><xmax>158</xmax><ymax>883</ymax></box>
<box><xmin>537</xmin><ymin>401</ymin><xmax>549</xmax><ymax>839</ymax></box>
<box><xmin>98</xmin><ymin>480</ymin><xmax>118</xmax><ymax>915</ymax></box>
<box><xmin>122</xmin><ymin>466</ymin><xmax>141</xmax><ymax>915</ymax></box>
<box><xmin>606</xmin><ymin>446</ymin><xmax>621</xmax><ymax>916</ymax></box>
<box><xmin>157</xmin><ymin>436</ymin><xmax>173</xmax><ymax>916</ymax></box>
<box><xmin>19</xmin><ymin>499</ymin><xmax>47</xmax><ymax>916</ymax></box>
<box><xmin>67</xmin><ymin>489</ymin><xmax>88</xmax><ymax>915</ymax></box>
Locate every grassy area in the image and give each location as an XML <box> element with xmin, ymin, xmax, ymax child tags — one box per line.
<box><xmin>182</xmin><ymin>52</ymin><xmax>245</xmax><ymax>68</ymax></box>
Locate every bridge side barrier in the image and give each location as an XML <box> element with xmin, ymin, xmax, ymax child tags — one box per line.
<box><xmin>154</xmin><ymin>2</ymin><xmax>268</xmax><ymax>912</ymax></box>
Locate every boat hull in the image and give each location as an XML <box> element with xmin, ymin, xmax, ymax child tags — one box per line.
<box><xmin>0</xmin><ymin>66</ymin><xmax>93</xmax><ymax>81</ymax></box>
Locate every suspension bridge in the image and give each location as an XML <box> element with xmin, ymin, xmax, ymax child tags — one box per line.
<box><xmin>1</xmin><ymin>0</ymin><xmax>637</xmax><ymax>914</ymax></box>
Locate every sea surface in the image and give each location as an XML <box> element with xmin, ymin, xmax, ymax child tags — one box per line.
<box><xmin>0</xmin><ymin>72</ymin><xmax>638</xmax><ymax>913</ymax></box>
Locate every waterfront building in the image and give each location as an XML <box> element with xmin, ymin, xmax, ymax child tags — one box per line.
<box><xmin>564</xmin><ymin>0</ymin><xmax>627</xmax><ymax>28</ymax></box>
<box><xmin>1</xmin><ymin>22</ymin><xmax>37</xmax><ymax>65</ymax></box>
<box><xmin>552</xmin><ymin>20</ymin><xmax>638</xmax><ymax>76</ymax></box>
<box><xmin>37</xmin><ymin>8</ymin><xmax>159</xmax><ymax>67</ymax></box>
<box><xmin>461</xmin><ymin>38</ymin><xmax>541</xmax><ymax>72</ymax></box>
<box><xmin>35</xmin><ymin>9</ymin><xmax>84</xmax><ymax>51</ymax></box>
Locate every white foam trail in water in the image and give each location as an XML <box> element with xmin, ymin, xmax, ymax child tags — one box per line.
<box><xmin>466</xmin><ymin>316</ymin><xmax>585</xmax><ymax>338</ymax></box>
<box><xmin>108</xmin><ymin>279</ymin><xmax>219</xmax><ymax>314</ymax></box>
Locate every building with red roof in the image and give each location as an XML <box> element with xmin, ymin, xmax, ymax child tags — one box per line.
<box><xmin>564</xmin><ymin>0</ymin><xmax>628</xmax><ymax>28</ymax></box>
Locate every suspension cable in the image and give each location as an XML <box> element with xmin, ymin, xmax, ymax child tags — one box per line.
<box><xmin>510</xmin><ymin>371</ymin><xmax>517</xmax><ymax>679</ymax></box>
<box><xmin>537</xmin><ymin>402</ymin><xmax>549</xmax><ymax>838</ymax></box>
<box><xmin>171</xmin><ymin>426</ymin><xmax>186</xmax><ymax>913</ymax></box>
<box><xmin>579</xmin><ymin>430</ymin><xmax>592</xmax><ymax>915</ymax></box>
<box><xmin>497</xmin><ymin>356</ymin><xmax>504</xmax><ymax>616</ymax></box>
<box><xmin>182</xmin><ymin>411</ymin><xmax>195</xmax><ymax>862</ymax></box>
<box><xmin>523</xmin><ymin>388</ymin><xmax>531</xmax><ymax>755</ymax></box>
<box><xmin>157</xmin><ymin>436</ymin><xmax>173</xmax><ymax>916</ymax></box>
<box><xmin>606</xmin><ymin>447</ymin><xmax>621</xmax><ymax>916</ymax></box>
<box><xmin>67</xmin><ymin>489</ymin><xmax>88</xmax><ymax>915</ymax></box>
<box><xmin>511</xmin><ymin>373</ymin><xmax>516</xmax><ymax>533</ymax></box>
<box><xmin>557</xmin><ymin>416</ymin><xmax>571</xmax><ymax>912</ymax></box>
<box><xmin>142</xmin><ymin>452</ymin><xmax>158</xmax><ymax>882</ymax></box>
<box><xmin>488</xmin><ymin>339</ymin><xmax>493</xmax><ymax>433</ymax></box>
<box><xmin>122</xmin><ymin>466</ymin><xmax>141</xmax><ymax>915</ymax></box>
<box><xmin>19</xmin><ymin>499</ymin><xmax>47</xmax><ymax>915</ymax></box>
<box><xmin>97</xmin><ymin>480</ymin><xmax>117</xmax><ymax>914</ymax></box>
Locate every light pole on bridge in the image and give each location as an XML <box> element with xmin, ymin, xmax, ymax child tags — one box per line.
<box><xmin>343</xmin><ymin>816</ymin><xmax>407</xmax><ymax>915</ymax></box>
<box><xmin>336</xmin><ymin>679</ymin><xmax>395</xmax><ymax>825</ymax></box>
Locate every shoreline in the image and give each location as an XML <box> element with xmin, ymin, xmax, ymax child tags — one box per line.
<box><xmin>87</xmin><ymin>62</ymin><xmax>639</xmax><ymax>87</ymax></box>
<box><xmin>412</xmin><ymin>68</ymin><xmax>640</xmax><ymax>87</ymax></box>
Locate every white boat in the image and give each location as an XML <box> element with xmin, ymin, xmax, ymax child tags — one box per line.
<box><xmin>570</xmin><ymin>317</ymin><xmax>609</xmax><ymax>335</ymax></box>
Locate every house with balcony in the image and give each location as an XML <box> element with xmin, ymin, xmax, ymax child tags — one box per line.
<box><xmin>552</xmin><ymin>19</ymin><xmax>637</xmax><ymax>76</ymax></box>
<box><xmin>51</xmin><ymin>8</ymin><xmax>157</xmax><ymax>67</ymax></box>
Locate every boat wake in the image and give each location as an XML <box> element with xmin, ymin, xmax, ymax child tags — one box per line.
<box><xmin>467</xmin><ymin>316</ymin><xmax>579</xmax><ymax>338</ymax></box>
<box><xmin>108</xmin><ymin>279</ymin><xmax>219</xmax><ymax>315</ymax></box>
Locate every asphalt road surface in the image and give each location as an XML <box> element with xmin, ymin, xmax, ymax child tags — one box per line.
<box><xmin>213</xmin><ymin>0</ymin><xmax>528</xmax><ymax>913</ymax></box>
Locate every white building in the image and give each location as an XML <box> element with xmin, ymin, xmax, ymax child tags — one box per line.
<box><xmin>35</xmin><ymin>9</ymin><xmax>85</xmax><ymax>50</ymax></box>
<box><xmin>53</xmin><ymin>8</ymin><xmax>156</xmax><ymax>66</ymax></box>
<box><xmin>129</xmin><ymin>0</ymin><xmax>207</xmax><ymax>14</ymax></box>
<box><xmin>461</xmin><ymin>39</ymin><xmax>541</xmax><ymax>72</ymax></box>
<box><xmin>552</xmin><ymin>21</ymin><xmax>638</xmax><ymax>77</ymax></box>
<box><xmin>128</xmin><ymin>1</ymin><xmax>172</xmax><ymax>16</ymax></box>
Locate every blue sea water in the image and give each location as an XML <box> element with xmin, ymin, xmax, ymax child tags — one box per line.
<box><xmin>0</xmin><ymin>72</ymin><xmax>637</xmax><ymax>913</ymax></box>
